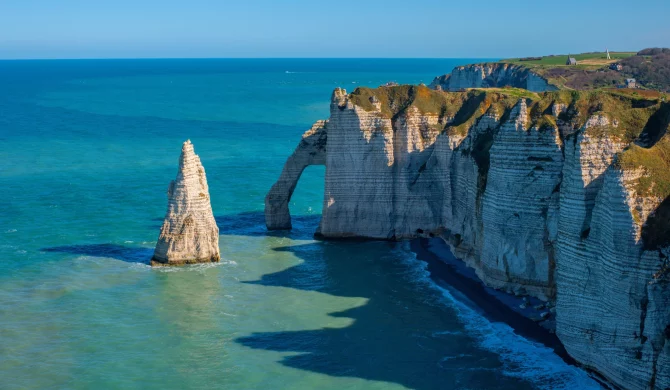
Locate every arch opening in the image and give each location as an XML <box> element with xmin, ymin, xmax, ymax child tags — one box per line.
<box><xmin>265</xmin><ymin>121</ymin><xmax>327</xmax><ymax>230</ymax></box>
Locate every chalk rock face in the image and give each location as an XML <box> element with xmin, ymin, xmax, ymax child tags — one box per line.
<box><xmin>266</xmin><ymin>85</ymin><xmax>670</xmax><ymax>389</ymax></box>
<box><xmin>319</xmin><ymin>88</ymin><xmax>397</xmax><ymax>238</ymax></box>
<box><xmin>556</xmin><ymin>124</ymin><xmax>670</xmax><ymax>389</ymax></box>
<box><xmin>430</xmin><ymin>63</ymin><xmax>558</xmax><ymax>92</ymax></box>
<box><xmin>152</xmin><ymin>140</ymin><xmax>220</xmax><ymax>266</ymax></box>
<box><xmin>557</xmin><ymin>165</ymin><xmax>669</xmax><ymax>390</ymax></box>
<box><xmin>319</xmin><ymin>88</ymin><xmax>454</xmax><ymax>238</ymax></box>
<box><xmin>478</xmin><ymin>100</ymin><xmax>564</xmax><ymax>299</ymax></box>
<box><xmin>557</xmin><ymin>168</ymin><xmax>670</xmax><ymax>389</ymax></box>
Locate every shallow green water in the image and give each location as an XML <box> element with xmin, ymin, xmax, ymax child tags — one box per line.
<box><xmin>0</xmin><ymin>59</ymin><xmax>599</xmax><ymax>389</ymax></box>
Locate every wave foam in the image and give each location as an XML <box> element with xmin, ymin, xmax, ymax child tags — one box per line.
<box><xmin>395</xmin><ymin>244</ymin><xmax>600</xmax><ymax>390</ymax></box>
<box><xmin>152</xmin><ymin>259</ymin><xmax>237</xmax><ymax>273</ymax></box>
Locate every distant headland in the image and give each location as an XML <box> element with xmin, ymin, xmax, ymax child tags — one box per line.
<box><xmin>431</xmin><ymin>48</ymin><xmax>670</xmax><ymax>95</ymax></box>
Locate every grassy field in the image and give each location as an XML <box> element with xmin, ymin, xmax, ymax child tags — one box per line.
<box><xmin>493</xmin><ymin>51</ymin><xmax>642</xmax><ymax>90</ymax></box>
<box><xmin>603</xmin><ymin>88</ymin><xmax>665</xmax><ymax>99</ymax></box>
<box><xmin>503</xmin><ymin>52</ymin><xmax>636</xmax><ymax>67</ymax></box>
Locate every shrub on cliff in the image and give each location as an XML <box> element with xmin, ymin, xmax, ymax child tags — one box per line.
<box><xmin>620</xmin><ymin>51</ymin><xmax>670</xmax><ymax>92</ymax></box>
<box><xmin>637</xmin><ymin>48</ymin><xmax>670</xmax><ymax>56</ymax></box>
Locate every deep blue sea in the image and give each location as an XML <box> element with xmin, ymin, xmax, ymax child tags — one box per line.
<box><xmin>0</xmin><ymin>59</ymin><xmax>599</xmax><ymax>389</ymax></box>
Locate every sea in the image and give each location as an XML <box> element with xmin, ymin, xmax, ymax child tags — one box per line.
<box><xmin>0</xmin><ymin>59</ymin><xmax>600</xmax><ymax>389</ymax></box>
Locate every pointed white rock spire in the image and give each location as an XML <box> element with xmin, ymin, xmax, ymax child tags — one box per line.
<box><xmin>152</xmin><ymin>140</ymin><xmax>220</xmax><ymax>266</ymax></box>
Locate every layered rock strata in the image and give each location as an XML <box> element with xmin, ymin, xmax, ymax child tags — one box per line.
<box><xmin>152</xmin><ymin>140</ymin><xmax>220</xmax><ymax>266</ymax></box>
<box><xmin>266</xmin><ymin>85</ymin><xmax>670</xmax><ymax>389</ymax></box>
<box><xmin>430</xmin><ymin>63</ymin><xmax>558</xmax><ymax>92</ymax></box>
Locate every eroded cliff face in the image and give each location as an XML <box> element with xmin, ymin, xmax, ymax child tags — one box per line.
<box><xmin>556</xmin><ymin>124</ymin><xmax>670</xmax><ymax>389</ymax></box>
<box><xmin>266</xmin><ymin>85</ymin><xmax>670</xmax><ymax>389</ymax></box>
<box><xmin>430</xmin><ymin>63</ymin><xmax>558</xmax><ymax>92</ymax></box>
<box><xmin>478</xmin><ymin>100</ymin><xmax>563</xmax><ymax>298</ymax></box>
<box><xmin>557</xmin><ymin>163</ymin><xmax>670</xmax><ymax>390</ymax></box>
<box><xmin>319</xmin><ymin>88</ymin><xmax>453</xmax><ymax>238</ymax></box>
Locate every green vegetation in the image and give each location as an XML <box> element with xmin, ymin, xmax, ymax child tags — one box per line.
<box><xmin>349</xmin><ymin>84</ymin><xmax>470</xmax><ymax>119</ymax></box>
<box><xmin>562</xmin><ymin>91</ymin><xmax>666</xmax><ymax>142</ymax></box>
<box><xmin>618</xmin><ymin>134</ymin><xmax>670</xmax><ymax>251</ymax></box>
<box><xmin>348</xmin><ymin>85</ymin><xmax>667</xmax><ymax>142</ymax></box>
<box><xmin>497</xmin><ymin>49</ymin><xmax>670</xmax><ymax>92</ymax></box>
<box><xmin>619</xmin><ymin>51</ymin><xmax>670</xmax><ymax>92</ymax></box>
<box><xmin>503</xmin><ymin>52</ymin><xmax>636</xmax><ymax>67</ymax></box>
<box><xmin>349</xmin><ymin>85</ymin><xmax>540</xmax><ymax>135</ymax></box>
<box><xmin>473</xmin><ymin>87</ymin><xmax>540</xmax><ymax>100</ymax></box>
<box><xmin>617</xmin><ymin>130</ymin><xmax>670</xmax><ymax>199</ymax></box>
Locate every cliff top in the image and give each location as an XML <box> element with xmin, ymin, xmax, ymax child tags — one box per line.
<box><xmin>348</xmin><ymin>85</ymin><xmax>668</xmax><ymax>140</ymax></box>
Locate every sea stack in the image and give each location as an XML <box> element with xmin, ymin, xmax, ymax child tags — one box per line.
<box><xmin>152</xmin><ymin>140</ymin><xmax>220</xmax><ymax>266</ymax></box>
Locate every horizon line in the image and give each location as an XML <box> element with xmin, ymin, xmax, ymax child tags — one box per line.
<box><xmin>0</xmin><ymin>56</ymin><xmax>504</xmax><ymax>61</ymax></box>
<box><xmin>0</xmin><ymin>50</ymin><xmax>641</xmax><ymax>61</ymax></box>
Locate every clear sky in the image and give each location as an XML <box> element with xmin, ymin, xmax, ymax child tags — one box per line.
<box><xmin>2</xmin><ymin>0</ymin><xmax>669</xmax><ymax>59</ymax></box>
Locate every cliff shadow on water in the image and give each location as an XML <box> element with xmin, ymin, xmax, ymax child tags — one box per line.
<box><xmin>215</xmin><ymin>211</ymin><xmax>321</xmax><ymax>238</ymax></box>
<box><xmin>235</xmin><ymin>238</ymin><xmax>590</xmax><ymax>390</ymax></box>
<box><xmin>148</xmin><ymin>212</ymin><xmax>321</xmax><ymax>237</ymax></box>
<box><xmin>236</xmin><ymin>240</ymin><xmax>525</xmax><ymax>389</ymax></box>
<box><xmin>40</xmin><ymin>212</ymin><xmax>321</xmax><ymax>265</ymax></box>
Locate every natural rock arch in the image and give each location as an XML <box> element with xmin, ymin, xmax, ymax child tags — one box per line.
<box><xmin>265</xmin><ymin>121</ymin><xmax>327</xmax><ymax>230</ymax></box>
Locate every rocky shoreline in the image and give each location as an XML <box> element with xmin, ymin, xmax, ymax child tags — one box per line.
<box><xmin>410</xmin><ymin>237</ymin><xmax>622</xmax><ymax>389</ymax></box>
<box><xmin>413</xmin><ymin>238</ymin><xmax>556</xmax><ymax>331</ymax></box>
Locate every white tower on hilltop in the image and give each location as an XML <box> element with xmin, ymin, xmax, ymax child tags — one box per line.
<box><xmin>606</xmin><ymin>48</ymin><xmax>611</xmax><ymax>60</ymax></box>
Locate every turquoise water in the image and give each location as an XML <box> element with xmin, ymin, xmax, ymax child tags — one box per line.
<box><xmin>0</xmin><ymin>59</ymin><xmax>599</xmax><ymax>389</ymax></box>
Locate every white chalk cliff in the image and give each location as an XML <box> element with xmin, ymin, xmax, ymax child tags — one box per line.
<box><xmin>152</xmin><ymin>140</ymin><xmax>220</xmax><ymax>266</ymax></box>
<box><xmin>266</xmin><ymin>85</ymin><xmax>670</xmax><ymax>389</ymax></box>
<box><xmin>430</xmin><ymin>63</ymin><xmax>558</xmax><ymax>92</ymax></box>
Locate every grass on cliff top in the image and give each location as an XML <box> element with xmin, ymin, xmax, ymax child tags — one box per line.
<box><xmin>348</xmin><ymin>85</ymin><xmax>467</xmax><ymax>119</ymax></box>
<box><xmin>347</xmin><ymin>86</ymin><xmax>667</xmax><ymax>141</ymax></box>
<box><xmin>617</xmin><ymin>112</ymin><xmax>670</xmax><ymax>199</ymax></box>
<box><xmin>348</xmin><ymin>85</ymin><xmax>541</xmax><ymax>135</ymax></box>
<box><xmin>603</xmin><ymin>88</ymin><xmax>663</xmax><ymax>100</ymax></box>
<box><xmin>562</xmin><ymin>91</ymin><xmax>667</xmax><ymax>142</ymax></box>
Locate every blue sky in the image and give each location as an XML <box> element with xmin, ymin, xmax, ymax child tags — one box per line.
<box><xmin>2</xmin><ymin>0</ymin><xmax>669</xmax><ymax>59</ymax></box>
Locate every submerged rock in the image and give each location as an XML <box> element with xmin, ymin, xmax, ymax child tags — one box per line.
<box><xmin>152</xmin><ymin>140</ymin><xmax>220</xmax><ymax>266</ymax></box>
